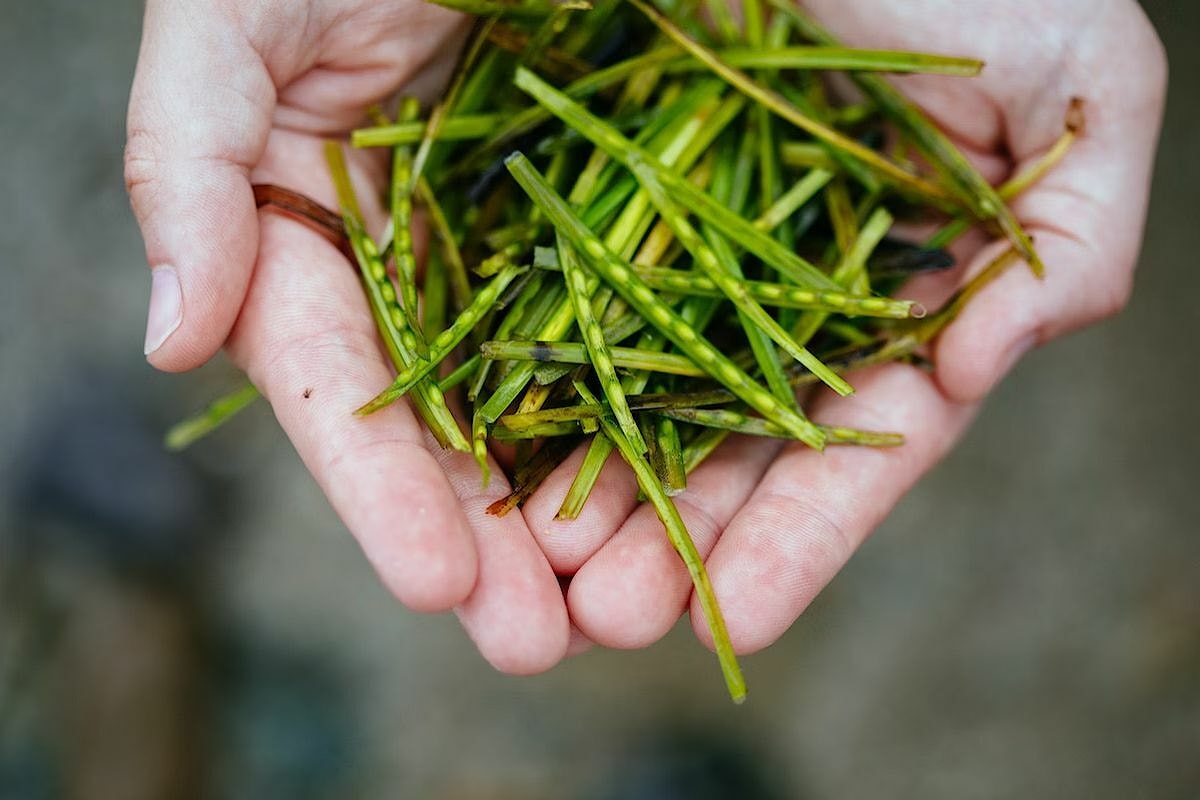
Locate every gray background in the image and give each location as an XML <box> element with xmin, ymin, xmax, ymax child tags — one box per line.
<box><xmin>1</xmin><ymin>1</ymin><xmax>1196</xmax><ymax>798</ymax></box>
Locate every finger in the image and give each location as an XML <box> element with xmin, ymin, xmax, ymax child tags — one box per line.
<box><xmin>935</xmin><ymin>11</ymin><xmax>1167</xmax><ymax>403</ymax></box>
<box><xmin>690</xmin><ymin>365</ymin><xmax>976</xmax><ymax>654</ymax></box>
<box><xmin>228</xmin><ymin>134</ymin><xmax>478</xmax><ymax>615</ymax></box>
<box><xmin>432</xmin><ymin>445</ymin><xmax>572</xmax><ymax>675</ymax></box>
<box><xmin>243</xmin><ymin>134</ymin><xmax>568</xmax><ymax>674</ymax></box>
<box><xmin>566</xmin><ymin>434</ymin><xmax>781</xmax><ymax>649</ymax></box>
<box><xmin>521</xmin><ymin>441</ymin><xmax>641</xmax><ymax>574</ymax></box>
<box><xmin>125</xmin><ymin>2</ymin><xmax>274</xmax><ymax>370</ymax></box>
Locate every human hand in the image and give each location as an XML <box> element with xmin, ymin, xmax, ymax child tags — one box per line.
<box><xmin>516</xmin><ymin>0</ymin><xmax>1166</xmax><ymax>657</ymax></box>
<box><xmin>126</xmin><ymin>0</ymin><xmax>571</xmax><ymax>673</ymax></box>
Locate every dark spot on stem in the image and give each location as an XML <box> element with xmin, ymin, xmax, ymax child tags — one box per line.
<box><xmin>1066</xmin><ymin>96</ymin><xmax>1087</xmax><ymax>135</ymax></box>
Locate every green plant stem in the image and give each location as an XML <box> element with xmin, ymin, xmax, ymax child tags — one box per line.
<box><xmin>353</xmin><ymin>113</ymin><xmax>505</xmax><ymax>148</ymax></box>
<box><xmin>324</xmin><ymin>141</ymin><xmax>468</xmax><ymax>452</ymax></box>
<box><xmin>925</xmin><ymin>100</ymin><xmax>1082</xmax><ymax>249</ymax></box>
<box><xmin>165</xmin><ymin>382</ymin><xmax>260</xmax><ymax>451</ymax></box>
<box><xmin>416</xmin><ymin>177</ymin><xmax>474</xmax><ymax>312</ymax></box>
<box><xmin>657</xmin><ymin>408</ymin><xmax>905</xmax><ymax>447</ymax></box>
<box><xmin>412</xmin><ymin>16</ymin><xmax>498</xmax><ymax>189</ymax></box>
<box><xmin>559</xmin><ymin>235</ymin><xmax>646</xmax><ymax>451</ymax></box>
<box><xmin>513</xmin><ymin>67</ymin><xmax>843</xmax><ymax>293</ymax></box>
<box><xmin>482</xmin><ymin>340</ymin><xmax>705</xmax><ymax>376</ymax></box>
<box><xmin>357</xmin><ymin>263</ymin><xmax>526</xmax><ymax>414</ymax></box>
<box><xmin>792</xmin><ymin>207</ymin><xmax>894</xmax><ymax>346</ymax></box>
<box><xmin>427</xmin><ymin>0</ymin><xmax>590</xmax><ymax>19</ymax></box>
<box><xmin>574</xmin><ymin>382</ymin><xmax>745</xmax><ymax>704</ymax></box>
<box><xmin>506</xmin><ymin>151</ymin><xmax>827</xmax><ymax>450</ymax></box>
<box><xmin>764</xmin><ymin>0</ymin><xmax>1043</xmax><ymax>275</ymax></box>
<box><xmin>625</xmin><ymin>148</ymin><xmax>853</xmax><ymax>396</ymax></box>
<box><xmin>389</xmin><ymin>98</ymin><xmax>428</xmax><ymax>353</ymax></box>
<box><xmin>629</xmin><ymin>0</ymin><xmax>954</xmax><ymax>204</ymax></box>
<box><xmin>627</xmin><ymin>267</ymin><xmax>920</xmax><ymax>318</ymax></box>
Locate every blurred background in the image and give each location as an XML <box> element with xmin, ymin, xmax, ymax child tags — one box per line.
<box><xmin>1</xmin><ymin>1</ymin><xmax>1197</xmax><ymax>798</ymax></box>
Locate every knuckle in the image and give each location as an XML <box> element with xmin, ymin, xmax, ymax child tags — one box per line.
<box><xmin>123</xmin><ymin>124</ymin><xmax>164</xmax><ymax>209</ymax></box>
<box><xmin>259</xmin><ymin>321</ymin><xmax>380</xmax><ymax>385</ymax></box>
<box><xmin>325</xmin><ymin>435</ymin><xmax>426</xmax><ymax>483</ymax></box>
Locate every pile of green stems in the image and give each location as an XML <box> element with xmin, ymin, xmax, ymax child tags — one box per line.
<box><xmin>177</xmin><ymin>0</ymin><xmax>1076</xmax><ymax>703</ymax></box>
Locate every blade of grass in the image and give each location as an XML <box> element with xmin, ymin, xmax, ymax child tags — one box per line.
<box><xmin>513</xmin><ymin>67</ymin><xmax>845</xmax><ymax>293</ymax></box>
<box><xmin>165</xmin><ymin>381</ymin><xmax>259</xmax><ymax>451</ymax></box>
<box><xmin>659</xmin><ymin>407</ymin><xmax>906</xmax><ymax>447</ymax></box>
<box><xmin>389</xmin><ymin>98</ymin><xmax>429</xmax><ymax>354</ymax></box>
<box><xmin>765</xmin><ymin>0</ymin><xmax>1043</xmax><ymax>275</ymax></box>
<box><xmin>559</xmin><ymin>235</ymin><xmax>647</xmax><ymax>451</ymax></box>
<box><xmin>626</xmin><ymin>152</ymin><xmax>854</xmax><ymax>396</ymax></box>
<box><xmin>411</xmin><ymin>17</ymin><xmax>498</xmax><ymax>188</ymax></box>
<box><xmin>573</xmin><ymin>382</ymin><xmax>745</xmax><ymax>703</ymax></box>
<box><xmin>416</xmin><ymin>177</ymin><xmax>474</xmax><ymax>313</ymax></box>
<box><xmin>437</xmin><ymin>354</ymin><xmax>482</xmax><ymax>392</ymax></box>
<box><xmin>352</xmin><ymin>113</ymin><xmax>504</xmax><ymax>148</ymax></box>
<box><xmin>792</xmin><ymin>207</ymin><xmax>894</xmax><ymax>345</ymax></box>
<box><xmin>357</xmin><ymin>263</ymin><xmax>527</xmax><ymax>414</ymax></box>
<box><xmin>506</xmin><ymin>152</ymin><xmax>827</xmax><ymax>450</ymax></box>
<box><xmin>628</xmin><ymin>0</ymin><xmax>954</xmax><ymax>204</ymax></box>
<box><xmin>423</xmin><ymin>249</ymin><xmax>450</xmax><ymax>340</ymax></box>
<box><xmin>482</xmin><ymin>340</ymin><xmax>706</xmax><ymax>376</ymax></box>
<box><xmin>324</xmin><ymin>141</ymin><xmax>469</xmax><ymax>451</ymax></box>
<box><xmin>754</xmin><ymin>168</ymin><xmax>834</xmax><ymax>232</ymax></box>
<box><xmin>653</xmin><ymin>414</ymin><xmax>687</xmax><ymax>495</ymax></box>
<box><xmin>926</xmin><ymin>98</ymin><xmax>1084</xmax><ymax>249</ymax></box>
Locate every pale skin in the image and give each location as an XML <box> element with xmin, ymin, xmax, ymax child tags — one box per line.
<box><xmin>127</xmin><ymin>0</ymin><xmax>1166</xmax><ymax>672</ymax></box>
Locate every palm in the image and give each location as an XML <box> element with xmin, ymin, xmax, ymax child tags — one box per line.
<box><xmin>130</xmin><ymin>0</ymin><xmax>573</xmax><ymax>672</ymax></box>
<box><xmin>517</xmin><ymin>0</ymin><xmax>1165</xmax><ymax>656</ymax></box>
<box><xmin>129</xmin><ymin>0</ymin><xmax>1163</xmax><ymax>671</ymax></box>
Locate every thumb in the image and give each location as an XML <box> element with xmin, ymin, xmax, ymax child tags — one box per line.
<box><xmin>125</xmin><ymin>1</ymin><xmax>274</xmax><ymax>371</ymax></box>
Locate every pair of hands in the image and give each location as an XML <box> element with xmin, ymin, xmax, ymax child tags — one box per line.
<box><xmin>127</xmin><ymin>0</ymin><xmax>1166</xmax><ymax>674</ymax></box>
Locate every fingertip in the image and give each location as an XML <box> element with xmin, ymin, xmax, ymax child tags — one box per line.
<box><xmin>520</xmin><ymin>445</ymin><xmax>639</xmax><ymax>574</ymax></box>
<box><xmin>451</xmin><ymin>507</ymin><xmax>570</xmax><ymax>676</ymax></box>
<box><xmin>935</xmin><ymin>324</ymin><xmax>1037</xmax><ymax>405</ymax></box>
<box><xmin>340</xmin><ymin>447</ymin><xmax>480</xmax><ymax>614</ymax></box>
<box><xmin>139</xmin><ymin>170</ymin><xmax>260</xmax><ymax>372</ymax></box>
<box><xmin>371</xmin><ymin>520</ymin><xmax>479</xmax><ymax>615</ymax></box>
<box><xmin>567</xmin><ymin>527</ymin><xmax>683</xmax><ymax>650</ymax></box>
<box><xmin>477</xmin><ymin>634</ymin><xmax>568</xmax><ymax>677</ymax></box>
<box><xmin>928</xmin><ymin>246</ymin><xmax>1042</xmax><ymax>405</ymax></box>
<box><xmin>460</xmin><ymin>594</ymin><xmax>569</xmax><ymax>675</ymax></box>
<box><xmin>688</xmin><ymin>591</ymin><xmax>776</xmax><ymax>657</ymax></box>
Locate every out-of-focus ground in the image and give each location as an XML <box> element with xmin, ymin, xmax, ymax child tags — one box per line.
<box><xmin>1</xmin><ymin>1</ymin><xmax>1197</xmax><ymax>798</ymax></box>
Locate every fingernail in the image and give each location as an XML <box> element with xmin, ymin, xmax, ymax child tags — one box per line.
<box><xmin>144</xmin><ymin>265</ymin><xmax>182</xmax><ymax>355</ymax></box>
